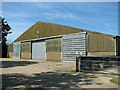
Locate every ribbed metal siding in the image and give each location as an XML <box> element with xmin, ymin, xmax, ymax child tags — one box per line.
<box><xmin>13</xmin><ymin>42</ymin><xmax>21</xmax><ymax>59</ymax></box>
<box><xmin>21</xmin><ymin>42</ymin><xmax>31</xmax><ymax>59</ymax></box>
<box><xmin>62</xmin><ymin>32</ymin><xmax>86</xmax><ymax>61</ymax></box>
<box><xmin>46</xmin><ymin>38</ymin><xmax>62</xmax><ymax>52</ymax></box>
<box><xmin>87</xmin><ymin>33</ymin><xmax>115</xmax><ymax>52</ymax></box>
<box><xmin>46</xmin><ymin>38</ymin><xmax>62</xmax><ymax>61</ymax></box>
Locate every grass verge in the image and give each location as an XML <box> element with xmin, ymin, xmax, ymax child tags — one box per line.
<box><xmin>110</xmin><ymin>76</ymin><xmax>120</xmax><ymax>85</ymax></box>
<box><xmin>56</xmin><ymin>64</ymin><xmax>62</xmax><ymax>66</ymax></box>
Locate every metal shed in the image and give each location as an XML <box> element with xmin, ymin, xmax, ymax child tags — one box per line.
<box><xmin>12</xmin><ymin>32</ymin><xmax>120</xmax><ymax>61</ymax></box>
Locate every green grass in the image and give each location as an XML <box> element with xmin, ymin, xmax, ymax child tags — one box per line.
<box><xmin>110</xmin><ymin>77</ymin><xmax>120</xmax><ymax>84</ymax></box>
<box><xmin>56</xmin><ymin>64</ymin><xmax>62</xmax><ymax>66</ymax></box>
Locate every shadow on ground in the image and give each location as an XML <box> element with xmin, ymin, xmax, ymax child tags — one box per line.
<box><xmin>1</xmin><ymin>61</ymin><xmax>38</xmax><ymax>68</ymax></box>
<box><xmin>2</xmin><ymin>72</ymin><xmax>103</xmax><ymax>88</ymax></box>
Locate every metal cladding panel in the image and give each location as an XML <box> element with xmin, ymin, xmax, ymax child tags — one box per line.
<box><xmin>32</xmin><ymin>41</ymin><xmax>46</xmax><ymax>60</ymax></box>
<box><xmin>12</xmin><ymin>42</ymin><xmax>21</xmax><ymax>59</ymax></box>
<box><xmin>87</xmin><ymin>33</ymin><xmax>115</xmax><ymax>52</ymax></box>
<box><xmin>62</xmin><ymin>32</ymin><xmax>86</xmax><ymax>61</ymax></box>
<box><xmin>46</xmin><ymin>38</ymin><xmax>62</xmax><ymax>61</ymax></box>
<box><xmin>21</xmin><ymin>42</ymin><xmax>31</xmax><ymax>59</ymax></box>
<box><xmin>46</xmin><ymin>38</ymin><xmax>62</xmax><ymax>52</ymax></box>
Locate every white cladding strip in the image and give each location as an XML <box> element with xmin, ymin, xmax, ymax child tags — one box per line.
<box><xmin>12</xmin><ymin>42</ymin><xmax>21</xmax><ymax>59</ymax></box>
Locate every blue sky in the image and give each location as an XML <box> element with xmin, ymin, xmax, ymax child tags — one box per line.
<box><xmin>2</xmin><ymin>2</ymin><xmax>118</xmax><ymax>44</ymax></box>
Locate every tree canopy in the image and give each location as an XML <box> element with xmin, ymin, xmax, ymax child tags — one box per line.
<box><xmin>2</xmin><ymin>17</ymin><xmax>12</xmax><ymax>46</ymax></box>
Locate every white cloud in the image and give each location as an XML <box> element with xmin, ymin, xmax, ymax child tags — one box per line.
<box><xmin>34</xmin><ymin>3</ymin><xmax>52</xmax><ymax>9</ymax></box>
<box><xmin>45</xmin><ymin>17</ymin><xmax>53</xmax><ymax>20</ymax></box>
<box><xmin>3</xmin><ymin>12</ymin><xmax>37</xmax><ymax>18</ymax></box>
<box><xmin>43</xmin><ymin>12</ymin><xmax>77</xmax><ymax>19</ymax></box>
<box><xmin>43</xmin><ymin>12</ymin><xmax>53</xmax><ymax>16</ymax></box>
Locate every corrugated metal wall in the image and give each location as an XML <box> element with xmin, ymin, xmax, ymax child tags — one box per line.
<box><xmin>13</xmin><ymin>42</ymin><xmax>21</xmax><ymax>59</ymax></box>
<box><xmin>46</xmin><ymin>38</ymin><xmax>62</xmax><ymax>52</ymax></box>
<box><xmin>46</xmin><ymin>38</ymin><xmax>62</xmax><ymax>61</ymax></box>
<box><xmin>87</xmin><ymin>33</ymin><xmax>115</xmax><ymax>52</ymax></box>
<box><xmin>21</xmin><ymin>42</ymin><xmax>31</xmax><ymax>59</ymax></box>
<box><xmin>62</xmin><ymin>32</ymin><xmax>86</xmax><ymax>61</ymax></box>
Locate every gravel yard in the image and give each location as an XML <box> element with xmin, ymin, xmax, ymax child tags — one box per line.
<box><xmin>1</xmin><ymin>58</ymin><xmax>119</xmax><ymax>89</ymax></box>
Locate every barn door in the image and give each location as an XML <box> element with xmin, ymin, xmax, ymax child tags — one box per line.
<box><xmin>32</xmin><ymin>41</ymin><xmax>46</xmax><ymax>60</ymax></box>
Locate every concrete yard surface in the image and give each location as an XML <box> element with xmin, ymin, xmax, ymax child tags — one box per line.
<box><xmin>1</xmin><ymin>58</ymin><xmax>119</xmax><ymax>89</ymax></box>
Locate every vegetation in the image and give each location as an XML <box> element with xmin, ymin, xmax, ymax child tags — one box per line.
<box><xmin>2</xmin><ymin>18</ymin><xmax>12</xmax><ymax>45</ymax></box>
<box><xmin>2</xmin><ymin>17</ymin><xmax>12</xmax><ymax>57</ymax></box>
<box><xmin>56</xmin><ymin>64</ymin><xmax>62</xmax><ymax>66</ymax></box>
<box><xmin>110</xmin><ymin>77</ymin><xmax>120</xmax><ymax>84</ymax></box>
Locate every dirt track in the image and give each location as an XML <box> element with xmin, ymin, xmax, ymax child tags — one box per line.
<box><xmin>1</xmin><ymin>58</ymin><xmax>119</xmax><ymax>88</ymax></box>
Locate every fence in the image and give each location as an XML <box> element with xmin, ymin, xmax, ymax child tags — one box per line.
<box><xmin>76</xmin><ymin>56</ymin><xmax>120</xmax><ymax>72</ymax></box>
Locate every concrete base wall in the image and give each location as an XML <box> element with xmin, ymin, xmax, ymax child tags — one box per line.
<box><xmin>21</xmin><ymin>52</ymin><xmax>31</xmax><ymax>59</ymax></box>
<box><xmin>46</xmin><ymin>52</ymin><xmax>61</xmax><ymax>61</ymax></box>
<box><xmin>8</xmin><ymin>52</ymin><xmax>13</xmax><ymax>58</ymax></box>
<box><xmin>87</xmin><ymin>52</ymin><xmax>115</xmax><ymax>56</ymax></box>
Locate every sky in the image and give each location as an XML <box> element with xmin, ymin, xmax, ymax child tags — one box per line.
<box><xmin>2</xmin><ymin>2</ymin><xmax>118</xmax><ymax>44</ymax></box>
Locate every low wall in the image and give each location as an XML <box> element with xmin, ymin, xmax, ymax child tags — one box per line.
<box><xmin>87</xmin><ymin>52</ymin><xmax>115</xmax><ymax>56</ymax></box>
<box><xmin>8</xmin><ymin>52</ymin><xmax>13</xmax><ymax>58</ymax></box>
<box><xmin>21</xmin><ymin>52</ymin><xmax>31</xmax><ymax>59</ymax></box>
<box><xmin>46</xmin><ymin>52</ymin><xmax>61</xmax><ymax>61</ymax></box>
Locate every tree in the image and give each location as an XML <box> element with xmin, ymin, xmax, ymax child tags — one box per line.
<box><xmin>2</xmin><ymin>17</ymin><xmax>12</xmax><ymax>58</ymax></box>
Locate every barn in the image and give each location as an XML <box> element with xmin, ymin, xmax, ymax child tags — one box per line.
<box><xmin>8</xmin><ymin>21</ymin><xmax>120</xmax><ymax>61</ymax></box>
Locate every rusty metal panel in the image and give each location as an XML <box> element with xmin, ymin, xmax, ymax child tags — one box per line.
<box><xmin>46</xmin><ymin>38</ymin><xmax>62</xmax><ymax>61</ymax></box>
<box><xmin>87</xmin><ymin>33</ymin><xmax>115</xmax><ymax>52</ymax></box>
<box><xmin>46</xmin><ymin>38</ymin><xmax>62</xmax><ymax>52</ymax></box>
<box><xmin>21</xmin><ymin>42</ymin><xmax>31</xmax><ymax>59</ymax></box>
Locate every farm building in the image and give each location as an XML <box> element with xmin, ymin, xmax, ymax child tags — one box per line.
<box><xmin>8</xmin><ymin>21</ymin><xmax>120</xmax><ymax>61</ymax></box>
